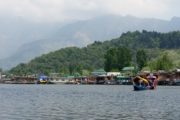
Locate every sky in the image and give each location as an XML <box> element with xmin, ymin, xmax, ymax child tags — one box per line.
<box><xmin>0</xmin><ymin>0</ymin><xmax>179</xmax><ymax>23</ymax></box>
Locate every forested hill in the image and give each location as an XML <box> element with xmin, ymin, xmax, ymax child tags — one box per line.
<box><xmin>10</xmin><ymin>30</ymin><xmax>180</xmax><ymax>75</ymax></box>
<box><xmin>113</xmin><ymin>30</ymin><xmax>180</xmax><ymax>49</ymax></box>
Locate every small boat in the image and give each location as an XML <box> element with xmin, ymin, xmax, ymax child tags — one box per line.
<box><xmin>37</xmin><ymin>75</ymin><xmax>49</xmax><ymax>84</ymax></box>
<box><xmin>133</xmin><ymin>75</ymin><xmax>158</xmax><ymax>91</ymax></box>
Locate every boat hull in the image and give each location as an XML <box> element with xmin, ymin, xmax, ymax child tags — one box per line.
<box><xmin>133</xmin><ymin>85</ymin><xmax>156</xmax><ymax>91</ymax></box>
<box><xmin>133</xmin><ymin>85</ymin><xmax>148</xmax><ymax>91</ymax></box>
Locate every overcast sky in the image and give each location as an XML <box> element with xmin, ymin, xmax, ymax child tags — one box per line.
<box><xmin>0</xmin><ymin>0</ymin><xmax>179</xmax><ymax>23</ymax></box>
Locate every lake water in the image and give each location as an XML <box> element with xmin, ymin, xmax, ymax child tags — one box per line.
<box><xmin>0</xmin><ymin>85</ymin><xmax>179</xmax><ymax>120</ymax></box>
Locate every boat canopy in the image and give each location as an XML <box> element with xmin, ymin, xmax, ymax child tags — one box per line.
<box><xmin>136</xmin><ymin>76</ymin><xmax>149</xmax><ymax>84</ymax></box>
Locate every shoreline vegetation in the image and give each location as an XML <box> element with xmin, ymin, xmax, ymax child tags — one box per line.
<box><xmin>1</xmin><ymin>30</ymin><xmax>180</xmax><ymax>85</ymax></box>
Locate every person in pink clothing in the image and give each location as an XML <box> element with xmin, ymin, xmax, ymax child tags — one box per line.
<box><xmin>147</xmin><ymin>73</ymin><xmax>158</xmax><ymax>89</ymax></box>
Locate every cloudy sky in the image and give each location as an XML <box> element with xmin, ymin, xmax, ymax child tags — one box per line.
<box><xmin>0</xmin><ymin>0</ymin><xmax>179</xmax><ymax>23</ymax></box>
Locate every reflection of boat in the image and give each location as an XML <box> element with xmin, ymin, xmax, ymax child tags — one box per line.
<box><xmin>133</xmin><ymin>75</ymin><xmax>158</xmax><ymax>91</ymax></box>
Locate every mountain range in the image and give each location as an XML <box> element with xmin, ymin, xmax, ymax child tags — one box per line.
<box><xmin>1</xmin><ymin>15</ymin><xmax>180</xmax><ymax>70</ymax></box>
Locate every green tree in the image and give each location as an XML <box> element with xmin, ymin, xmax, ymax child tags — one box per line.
<box><xmin>59</xmin><ymin>67</ymin><xmax>69</xmax><ymax>76</ymax></box>
<box><xmin>116</xmin><ymin>47</ymin><xmax>132</xmax><ymax>70</ymax></box>
<box><xmin>104</xmin><ymin>46</ymin><xmax>132</xmax><ymax>72</ymax></box>
<box><xmin>75</xmin><ymin>64</ymin><xmax>83</xmax><ymax>75</ymax></box>
<box><xmin>148</xmin><ymin>53</ymin><xmax>173</xmax><ymax>71</ymax></box>
<box><xmin>136</xmin><ymin>49</ymin><xmax>147</xmax><ymax>71</ymax></box>
<box><xmin>69</xmin><ymin>64</ymin><xmax>75</xmax><ymax>75</ymax></box>
<box><xmin>104</xmin><ymin>48</ymin><xmax>117</xmax><ymax>72</ymax></box>
<box><xmin>156</xmin><ymin>53</ymin><xmax>173</xmax><ymax>71</ymax></box>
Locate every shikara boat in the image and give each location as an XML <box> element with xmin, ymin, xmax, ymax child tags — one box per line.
<box><xmin>133</xmin><ymin>75</ymin><xmax>158</xmax><ymax>91</ymax></box>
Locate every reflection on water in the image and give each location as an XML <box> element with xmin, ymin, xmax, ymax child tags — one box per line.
<box><xmin>0</xmin><ymin>85</ymin><xmax>179</xmax><ymax>120</ymax></box>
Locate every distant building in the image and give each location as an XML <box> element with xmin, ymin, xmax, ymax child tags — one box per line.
<box><xmin>122</xmin><ymin>66</ymin><xmax>135</xmax><ymax>76</ymax></box>
<box><xmin>91</xmin><ymin>69</ymin><xmax>107</xmax><ymax>76</ymax></box>
<box><xmin>92</xmin><ymin>69</ymin><xmax>121</xmax><ymax>77</ymax></box>
<box><xmin>122</xmin><ymin>67</ymin><xmax>135</xmax><ymax>71</ymax></box>
<box><xmin>107</xmin><ymin>72</ymin><xmax>121</xmax><ymax>76</ymax></box>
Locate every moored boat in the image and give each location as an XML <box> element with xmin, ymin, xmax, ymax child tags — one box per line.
<box><xmin>37</xmin><ymin>75</ymin><xmax>49</xmax><ymax>84</ymax></box>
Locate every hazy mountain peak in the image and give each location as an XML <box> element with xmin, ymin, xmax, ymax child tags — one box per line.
<box><xmin>171</xmin><ymin>16</ymin><xmax>180</xmax><ymax>22</ymax></box>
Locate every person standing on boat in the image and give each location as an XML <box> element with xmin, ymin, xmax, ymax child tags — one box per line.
<box><xmin>147</xmin><ymin>73</ymin><xmax>157</xmax><ymax>89</ymax></box>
